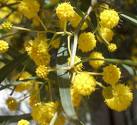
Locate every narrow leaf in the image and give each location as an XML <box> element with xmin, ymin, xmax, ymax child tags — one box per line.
<box><xmin>0</xmin><ymin>54</ymin><xmax>27</xmax><ymax>83</ymax></box>
<box><xmin>120</xmin><ymin>13</ymin><xmax>137</xmax><ymax>26</ymax></box>
<box><xmin>56</xmin><ymin>41</ymin><xmax>78</xmax><ymax>120</ymax></box>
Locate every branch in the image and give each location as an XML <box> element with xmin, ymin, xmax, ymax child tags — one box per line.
<box><xmin>0</xmin><ymin>113</ymin><xmax>32</xmax><ymax>123</ymax></box>
<box><xmin>70</xmin><ymin>3</ymin><xmax>94</xmax><ymax>67</ymax></box>
<box><xmin>74</xmin><ymin>57</ymin><xmax>137</xmax><ymax>67</ymax></box>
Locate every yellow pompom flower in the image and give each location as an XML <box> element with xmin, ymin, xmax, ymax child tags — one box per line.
<box><xmin>36</xmin><ymin>65</ymin><xmax>49</xmax><ymax>79</ymax></box>
<box><xmin>50</xmin><ymin>38</ymin><xmax>60</xmax><ymax>49</ymax></box>
<box><xmin>68</xmin><ymin>56</ymin><xmax>83</xmax><ymax>71</ymax></box>
<box><xmin>103</xmin><ymin>64</ymin><xmax>121</xmax><ymax>85</ymax></box>
<box><xmin>18</xmin><ymin>0</ymin><xmax>40</xmax><ymax>19</ymax></box>
<box><xmin>70</xmin><ymin>12</ymin><xmax>88</xmax><ymax>30</ymax></box>
<box><xmin>0</xmin><ymin>40</ymin><xmax>9</xmax><ymax>53</ymax></box>
<box><xmin>25</xmin><ymin>36</ymin><xmax>50</xmax><ymax>66</ymax></box>
<box><xmin>31</xmin><ymin>102</ymin><xmax>58</xmax><ymax>125</ymax></box>
<box><xmin>100</xmin><ymin>27</ymin><xmax>114</xmax><ymax>42</ymax></box>
<box><xmin>100</xmin><ymin>9</ymin><xmax>119</xmax><ymax>29</ymax></box>
<box><xmin>6</xmin><ymin>97</ymin><xmax>18</xmax><ymax>111</ymax></box>
<box><xmin>78</xmin><ymin>32</ymin><xmax>96</xmax><ymax>52</ymax></box>
<box><xmin>71</xmin><ymin>86</ymin><xmax>82</xmax><ymax>107</ymax></box>
<box><xmin>56</xmin><ymin>2</ymin><xmax>75</xmax><ymax>21</ymax></box>
<box><xmin>72</xmin><ymin>72</ymin><xmax>96</xmax><ymax>96</ymax></box>
<box><xmin>15</xmin><ymin>72</ymin><xmax>33</xmax><ymax>92</ymax></box>
<box><xmin>17</xmin><ymin>119</ymin><xmax>30</xmax><ymax>125</ymax></box>
<box><xmin>1</xmin><ymin>21</ymin><xmax>13</xmax><ymax>30</ymax></box>
<box><xmin>89</xmin><ymin>51</ymin><xmax>104</xmax><ymax>69</ymax></box>
<box><xmin>108</xmin><ymin>43</ymin><xmax>117</xmax><ymax>52</ymax></box>
<box><xmin>103</xmin><ymin>84</ymin><xmax>133</xmax><ymax>111</ymax></box>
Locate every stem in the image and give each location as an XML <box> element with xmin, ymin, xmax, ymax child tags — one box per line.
<box><xmin>48</xmin><ymin>81</ymin><xmax>53</xmax><ymax>101</ymax></box>
<box><xmin>68</xmin><ymin>35</ymin><xmax>71</xmax><ymax>56</ymax></box>
<box><xmin>13</xmin><ymin>26</ymin><xmax>72</xmax><ymax>35</ymax></box>
<box><xmin>37</xmin><ymin>15</ymin><xmax>47</xmax><ymax>31</ymax></box>
<box><xmin>49</xmin><ymin>66</ymin><xmax>71</xmax><ymax>72</ymax></box>
<box><xmin>64</xmin><ymin>21</ymin><xmax>67</xmax><ymax>34</ymax></box>
<box><xmin>75</xmin><ymin>57</ymin><xmax>137</xmax><ymax>67</ymax></box>
<box><xmin>70</xmin><ymin>33</ymin><xmax>78</xmax><ymax>67</ymax></box>
<box><xmin>70</xmin><ymin>5</ymin><xmax>93</xmax><ymax>67</ymax></box>
<box><xmin>96</xmin><ymin>81</ymin><xmax>105</xmax><ymax>88</ymax></box>
<box><xmin>85</xmin><ymin>71</ymin><xmax>103</xmax><ymax>76</ymax></box>
<box><xmin>0</xmin><ymin>114</ymin><xmax>31</xmax><ymax>123</ymax></box>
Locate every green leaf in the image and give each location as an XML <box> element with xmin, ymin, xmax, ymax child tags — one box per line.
<box><xmin>0</xmin><ymin>54</ymin><xmax>27</xmax><ymax>83</ymax></box>
<box><xmin>59</xmin><ymin>77</ymin><xmax>77</xmax><ymax>120</ymax></box>
<box><xmin>56</xmin><ymin>41</ymin><xmax>78</xmax><ymax>120</ymax></box>
<box><xmin>122</xmin><ymin>64</ymin><xmax>137</xmax><ymax>76</ymax></box>
<box><xmin>120</xmin><ymin>13</ymin><xmax>137</xmax><ymax>26</ymax></box>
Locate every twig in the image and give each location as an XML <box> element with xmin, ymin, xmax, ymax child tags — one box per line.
<box><xmin>0</xmin><ymin>114</ymin><xmax>31</xmax><ymax>123</ymax></box>
<box><xmin>74</xmin><ymin>57</ymin><xmax>137</xmax><ymax>67</ymax></box>
<box><xmin>70</xmin><ymin>5</ymin><xmax>93</xmax><ymax>67</ymax></box>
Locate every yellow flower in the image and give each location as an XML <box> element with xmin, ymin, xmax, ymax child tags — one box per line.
<box><xmin>89</xmin><ymin>51</ymin><xmax>104</xmax><ymax>69</ymax></box>
<box><xmin>56</xmin><ymin>2</ymin><xmax>75</xmax><ymax>21</ymax></box>
<box><xmin>1</xmin><ymin>21</ymin><xmax>13</xmax><ymax>30</ymax></box>
<box><xmin>68</xmin><ymin>56</ymin><xmax>83</xmax><ymax>71</ymax></box>
<box><xmin>103</xmin><ymin>64</ymin><xmax>121</xmax><ymax>85</ymax></box>
<box><xmin>100</xmin><ymin>9</ymin><xmax>119</xmax><ymax>29</ymax></box>
<box><xmin>15</xmin><ymin>72</ymin><xmax>33</xmax><ymax>92</ymax></box>
<box><xmin>18</xmin><ymin>0</ymin><xmax>40</xmax><ymax>19</ymax></box>
<box><xmin>25</xmin><ymin>35</ymin><xmax>50</xmax><ymax>66</ymax></box>
<box><xmin>50</xmin><ymin>38</ymin><xmax>60</xmax><ymax>49</ymax></box>
<box><xmin>70</xmin><ymin>12</ymin><xmax>88</xmax><ymax>30</ymax></box>
<box><xmin>36</xmin><ymin>65</ymin><xmax>49</xmax><ymax>79</ymax></box>
<box><xmin>72</xmin><ymin>72</ymin><xmax>96</xmax><ymax>96</ymax></box>
<box><xmin>100</xmin><ymin>27</ymin><xmax>114</xmax><ymax>42</ymax></box>
<box><xmin>6</xmin><ymin>97</ymin><xmax>18</xmax><ymax>111</ymax></box>
<box><xmin>31</xmin><ymin>102</ymin><xmax>58</xmax><ymax>125</ymax></box>
<box><xmin>103</xmin><ymin>84</ymin><xmax>133</xmax><ymax>111</ymax></box>
<box><xmin>71</xmin><ymin>86</ymin><xmax>82</xmax><ymax>107</ymax></box>
<box><xmin>0</xmin><ymin>40</ymin><xmax>9</xmax><ymax>53</ymax></box>
<box><xmin>108</xmin><ymin>43</ymin><xmax>117</xmax><ymax>52</ymax></box>
<box><xmin>17</xmin><ymin>119</ymin><xmax>30</xmax><ymax>125</ymax></box>
<box><xmin>78</xmin><ymin>32</ymin><xmax>96</xmax><ymax>52</ymax></box>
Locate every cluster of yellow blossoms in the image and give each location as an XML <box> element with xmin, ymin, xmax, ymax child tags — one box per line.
<box><xmin>102</xmin><ymin>64</ymin><xmax>133</xmax><ymax>111</ymax></box>
<box><xmin>18</xmin><ymin>0</ymin><xmax>40</xmax><ymax>19</ymax></box>
<box><xmin>99</xmin><ymin>9</ymin><xmax>119</xmax><ymax>52</ymax></box>
<box><xmin>0</xmin><ymin>0</ymin><xmax>135</xmax><ymax>124</ymax></box>
<box><xmin>55</xmin><ymin>2</ymin><xmax>133</xmax><ymax>112</ymax></box>
<box><xmin>25</xmin><ymin>35</ymin><xmax>50</xmax><ymax>79</ymax></box>
<box><xmin>56</xmin><ymin>2</ymin><xmax>88</xmax><ymax>30</ymax></box>
<box><xmin>31</xmin><ymin>102</ymin><xmax>58</xmax><ymax>125</ymax></box>
<box><xmin>103</xmin><ymin>84</ymin><xmax>133</xmax><ymax>111</ymax></box>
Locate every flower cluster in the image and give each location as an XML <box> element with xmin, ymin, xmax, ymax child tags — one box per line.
<box><xmin>0</xmin><ymin>0</ymin><xmax>136</xmax><ymax>124</ymax></box>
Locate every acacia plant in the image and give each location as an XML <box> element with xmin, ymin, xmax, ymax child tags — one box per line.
<box><xmin>0</xmin><ymin>0</ymin><xmax>137</xmax><ymax>125</ymax></box>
